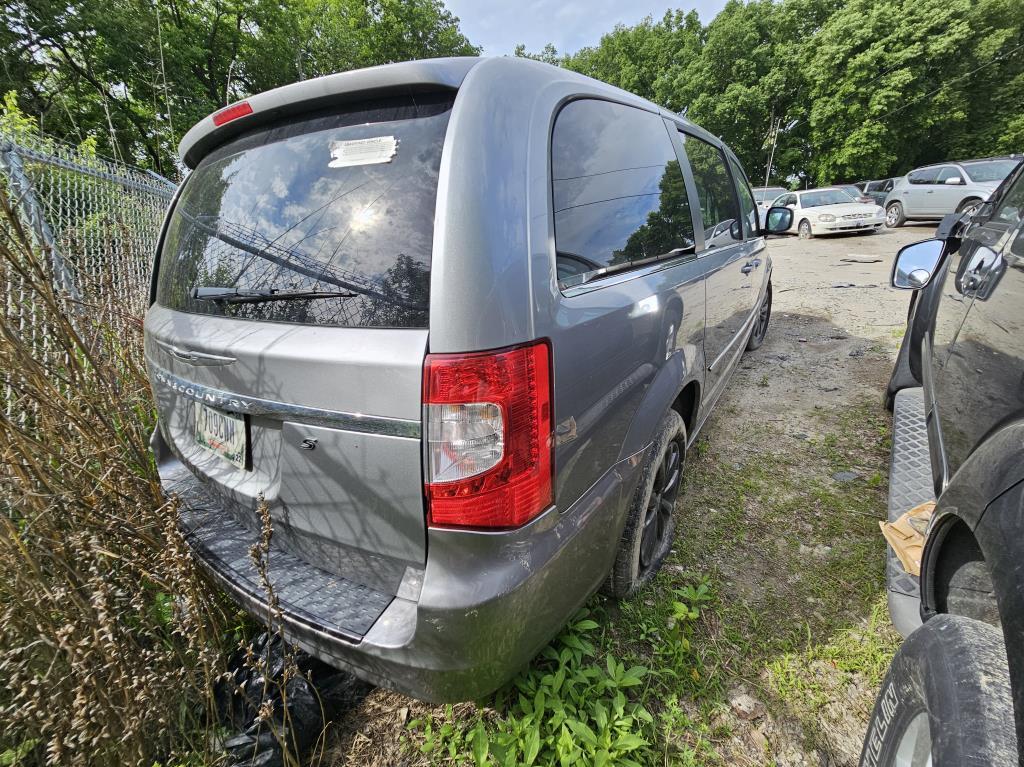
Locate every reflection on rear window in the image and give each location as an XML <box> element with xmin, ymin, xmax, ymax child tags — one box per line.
<box><xmin>155</xmin><ymin>94</ymin><xmax>453</xmax><ymax>328</ymax></box>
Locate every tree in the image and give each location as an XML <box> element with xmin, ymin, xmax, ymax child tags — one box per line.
<box><xmin>514</xmin><ymin>0</ymin><xmax>1022</xmax><ymax>185</ymax></box>
<box><xmin>2</xmin><ymin>0</ymin><xmax>478</xmax><ymax>175</ymax></box>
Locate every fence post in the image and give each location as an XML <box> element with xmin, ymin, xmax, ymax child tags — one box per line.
<box><xmin>0</xmin><ymin>139</ymin><xmax>82</xmax><ymax>302</ymax></box>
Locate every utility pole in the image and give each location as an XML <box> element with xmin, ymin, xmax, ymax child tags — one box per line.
<box><xmin>763</xmin><ymin>115</ymin><xmax>781</xmax><ymax>193</ymax></box>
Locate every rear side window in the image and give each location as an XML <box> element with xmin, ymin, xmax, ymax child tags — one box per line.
<box><xmin>681</xmin><ymin>133</ymin><xmax>742</xmax><ymax>249</ymax></box>
<box><xmin>552</xmin><ymin>99</ymin><xmax>696</xmax><ymax>288</ymax></box>
<box><xmin>155</xmin><ymin>94</ymin><xmax>453</xmax><ymax>328</ymax></box>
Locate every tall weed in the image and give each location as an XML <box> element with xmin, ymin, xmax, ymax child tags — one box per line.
<box><xmin>0</xmin><ymin>190</ymin><xmax>231</xmax><ymax>765</ymax></box>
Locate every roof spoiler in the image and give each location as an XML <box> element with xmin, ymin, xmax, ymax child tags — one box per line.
<box><xmin>178</xmin><ymin>57</ymin><xmax>480</xmax><ymax>169</ymax></box>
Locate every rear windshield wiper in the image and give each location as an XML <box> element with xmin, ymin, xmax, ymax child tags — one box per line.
<box><xmin>192</xmin><ymin>286</ymin><xmax>357</xmax><ymax>304</ymax></box>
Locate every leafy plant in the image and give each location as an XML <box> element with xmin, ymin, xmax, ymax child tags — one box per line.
<box><xmin>411</xmin><ymin>609</ymin><xmax>655</xmax><ymax>767</ymax></box>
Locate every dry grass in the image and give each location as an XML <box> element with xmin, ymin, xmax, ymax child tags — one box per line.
<box><xmin>0</xmin><ymin>191</ymin><xmax>234</xmax><ymax>765</ymax></box>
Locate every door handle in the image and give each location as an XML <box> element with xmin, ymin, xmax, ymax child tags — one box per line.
<box><xmin>741</xmin><ymin>263</ymin><xmax>755</xmax><ymax>274</ymax></box>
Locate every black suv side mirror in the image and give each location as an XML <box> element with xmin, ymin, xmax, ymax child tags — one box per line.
<box><xmin>892</xmin><ymin>239</ymin><xmax>945</xmax><ymax>289</ymax></box>
<box><xmin>763</xmin><ymin>206</ymin><xmax>793</xmax><ymax>235</ymax></box>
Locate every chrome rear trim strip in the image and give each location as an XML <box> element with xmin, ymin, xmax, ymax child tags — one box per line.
<box><xmin>148</xmin><ymin>362</ymin><xmax>421</xmax><ymax>439</ymax></box>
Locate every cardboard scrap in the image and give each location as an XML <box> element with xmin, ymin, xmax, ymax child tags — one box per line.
<box><xmin>879</xmin><ymin>501</ymin><xmax>935</xmax><ymax>576</ymax></box>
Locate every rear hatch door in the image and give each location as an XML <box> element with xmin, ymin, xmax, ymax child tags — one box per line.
<box><xmin>145</xmin><ymin>94</ymin><xmax>453</xmax><ymax>595</ymax></box>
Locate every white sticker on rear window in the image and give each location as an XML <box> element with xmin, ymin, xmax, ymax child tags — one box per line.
<box><xmin>328</xmin><ymin>136</ymin><xmax>399</xmax><ymax>168</ymax></box>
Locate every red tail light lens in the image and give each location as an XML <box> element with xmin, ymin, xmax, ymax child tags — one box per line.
<box><xmin>212</xmin><ymin>101</ymin><xmax>253</xmax><ymax>126</ymax></box>
<box><xmin>423</xmin><ymin>341</ymin><xmax>553</xmax><ymax>529</ymax></box>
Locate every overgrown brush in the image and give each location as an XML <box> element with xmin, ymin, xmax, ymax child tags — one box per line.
<box><xmin>0</xmin><ymin>189</ymin><xmax>232</xmax><ymax>764</ymax></box>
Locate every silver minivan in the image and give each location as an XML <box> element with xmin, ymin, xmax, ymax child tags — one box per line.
<box><xmin>145</xmin><ymin>57</ymin><xmax>791</xmax><ymax>701</ymax></box>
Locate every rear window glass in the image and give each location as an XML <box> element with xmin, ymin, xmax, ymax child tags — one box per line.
<box><xmin>155</xmin><ymin>94</ymin><xmax>453</xmax><ymax>328</ymax></box>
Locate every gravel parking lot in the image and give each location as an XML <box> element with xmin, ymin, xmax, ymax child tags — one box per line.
<box><xmin>329</xmin><ymin>223</ymin><xmax>942</xmax><ymax>766</ymax></box>
<box><xmin>668</xmin><ymin>222</ymin><xmax>938</xmax><ymax>765</ymax></box>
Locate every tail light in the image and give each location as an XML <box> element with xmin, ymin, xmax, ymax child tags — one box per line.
<box><xmin>423</xmin><ymin>341</ymin><xmax>552</xmax><ymax>529</ymax></box>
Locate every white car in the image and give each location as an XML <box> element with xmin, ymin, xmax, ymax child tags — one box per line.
<box><xmin>770</xmin><ymin>187</ymin><xmax>886</xmax><ymax>238</ymax></box>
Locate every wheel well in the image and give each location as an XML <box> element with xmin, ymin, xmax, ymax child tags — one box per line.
<box><xmin>930</xmin><ymin>518</ymin><xmax>1000</xmax><ymax>626</ymax></box>
<box><xmin>958</xmin><ymin>196</ymin><xmax>982</xmax><ymax>211</ymax></box>
<box><xmin>671</xmin><ymin>381</ymin><xmax>699</xmax><ymax>438</ymax></box>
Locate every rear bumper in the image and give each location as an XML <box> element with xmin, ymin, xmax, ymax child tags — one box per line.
<box><xmin>155</xmin><ymin>428</ymin><xmax>645</xmax><ymax>702</ymax></box>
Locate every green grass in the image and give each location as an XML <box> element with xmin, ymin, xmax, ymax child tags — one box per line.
<box><xmin>404</xmin><ymin>398</ymin><xmax>899</xmax><ymax>765</ymax></box>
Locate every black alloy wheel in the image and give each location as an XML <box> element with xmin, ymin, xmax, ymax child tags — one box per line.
<box><xmin>639</xmin><ymin>439</ymin><xmax>681</xmax><ymax>572</ymax></box>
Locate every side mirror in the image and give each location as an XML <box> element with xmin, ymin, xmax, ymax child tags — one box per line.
<box><xmin>944</xmin><ymin>176</ymin><xmax>963</xmax><ymax>185</ymax></box>
<box><xmin>763</xmin><ymin>206</ymin><xmax>793</xmax><ymax>235</ymax></box>
<box><xmin>892</xmin><ymin>239</ymin><xmax>945</xmax><ymax>290</ymax></box>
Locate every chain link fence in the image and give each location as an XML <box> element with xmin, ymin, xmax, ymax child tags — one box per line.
<box><xmin>0</xmin><ymin>129</ymin><xmax>176</xmax><ymax>319</ymax></box>
<box><xmin>0</xmin><ymin>129</ymin><xmax>175</xmax><ymax>415</ymax></box>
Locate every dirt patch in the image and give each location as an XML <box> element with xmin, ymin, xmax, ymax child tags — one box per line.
<box><xmin>665</xmin><ymin>225</ymin><xmax>931</xmax><ymax>766</ymax></box>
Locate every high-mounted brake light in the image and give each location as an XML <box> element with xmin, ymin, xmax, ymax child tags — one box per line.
<box><xmin>424</xmin><ymin>341</ymin><xmax>553</xmax><ymax>529</ymax></box>
<box><xmin>212</xmin><ymin>101</ymin><xmax>253</xmax><ymax>126</ymax></box>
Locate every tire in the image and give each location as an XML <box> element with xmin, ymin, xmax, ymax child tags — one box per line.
<box><xmin>886</xmin><ymin>202</ymin><xmax>906</xmax><ymax>228</ymax></box>
<box><xmin>746</xmin><ymin>281</ymin><xmax>772</xmax><ymax>351</ymax></box>
<box><xmin>603</xmin><ymin>409</ymin><xmax>685</xmax><ymax>599</ymax></box>
<box><xmin>859</xmin><ymin>615</ymin><xmax>1016</xmax><ymax>767</ymax></box>
<box><xmin>957</xmin><ymin>197</ymin><xmax>983</xmax><ymax>219</ymax></box>
<box><xmin>798</xmin><ymin>219</ymin><xmax>813</xmax><ymax>239</ymax></box>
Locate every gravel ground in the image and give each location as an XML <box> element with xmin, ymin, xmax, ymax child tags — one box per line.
<box><xmin>668</xmin><ymin>221</ymin><xmax>939</xmax><ymax>766</ymax></box>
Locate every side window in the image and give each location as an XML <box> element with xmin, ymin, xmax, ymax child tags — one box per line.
<box><xmin>727</xmin><ymin>157</ymin><xmax>759</xmax><ymax>237</ymax></box>
<box><xmin>551</xmin><ymin>100</ymin><xmax>696</xmax><ymax>287</ymax></box>
<box><xmin>778</xmin><ymin>193</ymin><xmax>796</xmax><ymax>207</ymax></box>
<box><xmin>936</xmin><ymin>166</ymin><xmax>962</xmax><ymax>184</ymax></box>
<box><xmin>681</xmin><ymin>132</ymin><xmax>742</xmax><ymax>249</ymax></box>
<box><xmin>909</xmin><ymin>168</ymin><xmax>939</xmax><ymax>185</ymax></box>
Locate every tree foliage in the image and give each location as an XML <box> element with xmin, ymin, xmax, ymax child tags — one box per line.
<box><xmin>2</xmin><ymin>0</ymin><xmax>478</xmax><ymax>175</ymax></box>
<box><xmin>519</xmin><ymin>0</ymin><xmax>1023</xmax><ymax>185</ymax></box>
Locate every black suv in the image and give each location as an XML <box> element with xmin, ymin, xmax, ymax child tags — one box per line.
<box><xmin>862</xmin><ymin>158</ymin><xmax>1023</xmax><ymax>765</ymax></box>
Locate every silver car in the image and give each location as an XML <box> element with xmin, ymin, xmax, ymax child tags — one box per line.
<box><xmin>144</xmin><ymin>57</ymin><xmax>790</xmax><ymax>701</ymax></box>
<box><xmin>883</xmin><ymin>156</ymin><xmax>1020</xmax><ymax>227</ymax></box>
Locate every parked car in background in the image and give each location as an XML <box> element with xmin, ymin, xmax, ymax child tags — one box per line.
<box><xmin>863</xmin><ymin>160</ymin><xmax>1024</xmax><ymax>765</ymax></box>
<box><xmin>884</xmin><ymin>156</ymin><xmax>1021</xmax><ymax>228</ymax></box>
<box><xmin>770</xmin><ymin>187</ymin><xmax>885</xmax><ymax>238</ymax></box>
<box><xmin>836</xmin><ymin>183</ymin><xmax>874</xmax><ymax>204</ymax></box>
<box><xmin>144</xmin><ymin>56</ymin><xmax>792</xmax><ymax>703</ymax></box>
<box><xmin>862</xmin><ymin>177</ymin><xmax>896</xmax><ymax>206</ymax></box>
<box><xmin>753</xmin><ymin>185</ymin><xmax>788</xmax><ymax>226</ymax></box>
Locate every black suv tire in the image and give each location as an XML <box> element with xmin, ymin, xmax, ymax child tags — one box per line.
<box><xmin>603</xmin><ymin>409</ymin><xmax>685</xmax><ymax>599</ymax></box>
<box><xmin>859</xmin><ymin>614</ymin><xmax>1016</xmax><ymax>767</ymax></box>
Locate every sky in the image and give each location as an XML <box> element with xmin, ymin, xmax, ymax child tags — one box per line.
<box><xmin>444</xmin><ymin>0</ymin><xmax>730</xmax><ymax>57</ymax></box>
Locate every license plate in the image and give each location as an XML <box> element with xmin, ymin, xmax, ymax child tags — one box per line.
<box><xmin>194</xmin><ymin>402</ymin><xmax>247</xmax><ymax>469</ymax></box>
